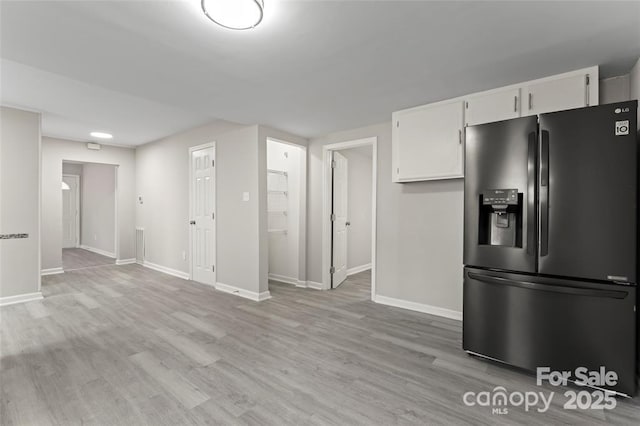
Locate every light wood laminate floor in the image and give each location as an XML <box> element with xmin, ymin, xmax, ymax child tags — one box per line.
<box><xmin>62</xmin><ymin>248</ymin><xmax>115</xmax><ymax>271</ymax></box>
<box><xmin>1</xmin><ymin>265</ymin><xmax>639</xmax><ymax>425</ymax></box>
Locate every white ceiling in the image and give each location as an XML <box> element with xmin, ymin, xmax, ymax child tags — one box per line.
<box><xmin>1</xmin><ymin>0</ymin><xmax>639</xmax><ymax>146</ymax></box>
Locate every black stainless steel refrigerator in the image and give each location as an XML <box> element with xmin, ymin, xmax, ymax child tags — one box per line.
<box><xmin>463</xmin><ymin>100</ymin><xmax>638</xmax><ymax>396</ymax></box>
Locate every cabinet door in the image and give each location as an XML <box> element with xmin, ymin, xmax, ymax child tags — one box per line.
<box><xmin>393</xmin><ymin>100</ymin><xmax>464</xmax><ymax>182</ymax></box>
<box><xmin>465</xmin><ymin>87</ymin><xmax>520</xmax><ymax>126</ymax></box>
<box><xmin>523</xmin><ymin>73</ymin><xmax>590</xmax><ymax>116</ymax></box>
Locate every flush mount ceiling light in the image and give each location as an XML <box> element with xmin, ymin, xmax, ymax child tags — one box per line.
<box><xmin>201</xmin><ymin>0</ymin><xmax>264</xmax><ymax>30</ymax></box>
<box><xmin>90</xmin><ymin>131</ymin><xmax>113</xmax><ymax>139</ymax></box>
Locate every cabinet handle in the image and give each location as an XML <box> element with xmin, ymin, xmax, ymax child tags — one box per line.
<box><xmin>528</xmin><ymin>93</ymin><xmax>533</xmax><ymax>110</ymax></box>
<box><xmin>458</xmin><ymin>129</ymin><xmax>462</xmax><ymax>144</ymax></box>
<box><xmin>514</xmin><ymin>95</ymin><xmax>518</xmax><ymax>112</ymax></box>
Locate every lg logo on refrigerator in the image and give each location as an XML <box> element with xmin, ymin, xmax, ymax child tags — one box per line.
<box><xmin>615</xmin><ymin>120</ymin><xmax>629</xmax><ymax>136</ymax></box>
<box><xmin>614</xmin><ymin>107</ymin><xmax>629</xmax><ymax>114</ymax></box>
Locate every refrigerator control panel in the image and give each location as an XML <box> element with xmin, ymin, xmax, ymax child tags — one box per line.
<box><xmin>482</xmin><ymin>189</ymin><xmax>519</xmax><ymax>205</ymax></box>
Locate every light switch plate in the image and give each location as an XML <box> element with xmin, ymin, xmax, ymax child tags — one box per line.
<box><xmin>242</xmin><ymin>192</ymin><xmax>250</xmax><ymax>201</ymax></box>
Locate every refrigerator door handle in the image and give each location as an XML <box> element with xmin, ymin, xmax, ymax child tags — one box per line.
<box><xmin>539</xmin><ymin>130</ymin><xmax>550</xmax><ymax>257</ymax></box>
<box><xmin>526</xmin><ymin>131</ymin><xmax>537</xmax><ymax>257</ymax></box>
<box><xmin>467</xmin><ymin>272</ymin><xmax>629</xmax><ymax>299</ymax></box>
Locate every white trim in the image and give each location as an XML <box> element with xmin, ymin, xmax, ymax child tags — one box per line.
<box><xmin>374</xmin><ymin>295</ymin><xmax>462</xmax><ymax>321</ymax></box>
<box><xmin>114</xmin><ymin>165</ymin><xmax>120</xmax><ymax>261</ymax></box>
<box><xmin>347</xmin><ymin>263</ymin><xmax>372</xmax><ymax>276</ymax></box>
<box><xmin>0</xmin><ymin>292</ymin><xmax>44</xmax><ymax>307</ymax></box>
<box><xmin>41</xmin><ymin>267</ymin><xmax>64</xmax><ymax>276</ymax></box>
<box><xmin>305</xmin><ymin>281</ymin><xmax>324</xmax><ymax>290</ymax></box>
<box><xmin>142</xmin><ymin>261</ymin><xmax>190</xmax><ymax>280</ymax></box>
<box><xmin>268</xmin><ymin>273</ymin><xmax>298</xmax><ymax>286</ymax></box>
<box><xmin>215</xmin><ymin>282</ymin><xmax>272</xmax><ymax>301</ymax></box>
<box><xmin>38</xmin><ymin>113</ymin><xmax>42</xmax><ymax>292</ymax></box>
<box><xmin>265</xmin><ymin>138</ymin><xmax>308</xmax><ymax>294</ymax></box>
<box><xmin>62</xmin><ymin>174</ymin><xmax>80</xmax><ymax>248</ymax></box>
<box><xmin>40</xmin><ymin>132</ymin><xmax>136</xmax><ymax>149</ymax></box>
<box><xmin>116</xmin><ymin>258</ymin><xmax>136</xmax><ymax>265</ymax></box>
<box><xmin>322</xmin><ymin>137</ymin><xmax>377</xmax><ymax>301</ymax></box>
<box><xmin>80</xmin><ymin>245</ymin><xmax>116</xmax><ymax>259</ymax></box>
<box><xmin>188</xmin><ymin>142</ymin><xmax>216</xmax><ymax>286</ymax></box>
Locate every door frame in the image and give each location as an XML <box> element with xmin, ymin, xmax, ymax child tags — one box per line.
<box><xmin>188</xmin><ymin>142</ymin><xmax>216</xmax><ymax>285</ymax></box>
<box><xmin>322</xmin><ymin>137</ymin><xmax>377</xmax><ymax>299</ymax></box>
<box><xmin>266</xmin><ymin>137</ymin><xmax>308</xmax><ymax>288</ymax></box>
<box><xmin>62</xmin><ymin>174</ymin><xmax>81</xmax><ymax>248</ymax></box>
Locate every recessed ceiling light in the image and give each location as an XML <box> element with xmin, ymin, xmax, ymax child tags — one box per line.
<box><xmin>90</xmin><ymin>131</ymin><xmax>113</xmax><ymax>139</ymax></box>
<box><xmin>201</xmin><ymin>0</ymin><xmax>264</xmax><ymax>30</ymax></box>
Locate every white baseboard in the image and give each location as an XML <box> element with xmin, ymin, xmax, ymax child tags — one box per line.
<box><xmin>41</xmin><ymin>267</ymin><xmax>64</xmax><ymax>276</ymax></box>
<box><xmin>116</xmin><ymin>258</ymin><xmax>136</xmax><ymax>266</ymax></box>
<box><xmin>374</xmin><ymin>294</ymin><xmax>462</xmax><ymax>321</ymax></box>
<box><xmin>305</xmin><ymin>281</ymin><xmax>324</xmax><ymax>290</ymax></box>
<box><xmin>268</xmin><ymin>273</ymin><xmax>298</xmax><ymax>286</ymax></box>
<box><xmin>268</xmin><ymin>274</ymin><xmax>308</xmax><ymax>288</ymax></box>
<box><xmin>216</xmin><ymin>282</ymin><xmax>272</xmax><ymax>302</ymax></box>
<box><xmin>347</xmin><ymin>263</ymin><xmax>372</xmax><ymax>276</ymax></box>
<box><xmin>80</xmin><ymin>245</ymin><xmax>116</xmax><ymax>259</ymax></box>
<box><xmin>142</xmin><ymin>261</ymin><xmax>189</xmax><ymax>280</ymax></box>
<box><xmin>0</xmin><ymin>292</ymin><xmax>44</xmax><ymax>307</ymax></box>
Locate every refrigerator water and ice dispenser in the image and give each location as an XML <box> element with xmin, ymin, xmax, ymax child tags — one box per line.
<box><xmin>478</xmin><ymin>189</ymin><xmax>523</xmax><ymax>247</ymax></box>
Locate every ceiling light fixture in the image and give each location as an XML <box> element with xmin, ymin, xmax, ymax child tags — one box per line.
<box><xmin>201</xmin><ymin>0</ymin><xmax>264</xmax><ymax>30</ymax></box>
<box><xmin>90</xmin><ymin>131</ymin><xmax>113</xmax><ymax>139</ymax></box>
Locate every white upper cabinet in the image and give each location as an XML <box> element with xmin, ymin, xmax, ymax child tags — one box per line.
<box><xmin>392</xmin><ymin>66</ymin><xmax>599</xmax><ymax>182</ymax></box>
<box><xmin>465</xmin><ymin>87</ymin><xmax>521</xmax><ymax>126</ymax></box>
<box><xmin>392</xmin><ymin>100</ymin><xmax>464</xmax><ymax>182</ymax></box>
<box><xmin>523</xmin><ymin>68</ymin><xmax>598</xmax><ymax>116</ymax></box>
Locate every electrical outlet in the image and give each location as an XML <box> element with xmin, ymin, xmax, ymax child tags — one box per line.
<box><xmin>182</xmin><ymin>251</ymin><xmax>186</xmax><ymax>261</ymax></box>
<box><xmin>94</xmin><ymin>234</ymin><xmax>97</xmax><ymax>241</ymax></box>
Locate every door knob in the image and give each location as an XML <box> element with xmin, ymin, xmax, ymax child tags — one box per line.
<box><xmin>346</xmin><ymin>221</ymin><xmax>351</xmax><ymax>226</ymax></box>
<box><xmin>190</xmin><ymin>220</ymin><xmax>196</xmax><ymax>225</ymax></box>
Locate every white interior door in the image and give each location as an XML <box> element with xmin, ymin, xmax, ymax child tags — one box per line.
<box><xmin>62</xmin><ymin>175</ymin><xmax>79</xmax><ymax>248</ymax></box>
<box><xmin>190</xmin><ymin>145</ymin><xmax>216</xmax><ymax>286</ymax></box>
<box><xmin>331</xmin><ymin>151</ymin><xmax>348</xmax><ymax>288</ymax></box>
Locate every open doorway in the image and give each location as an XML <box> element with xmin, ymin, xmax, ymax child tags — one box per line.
<box><xmin>61</xmin><ymin>161</ymin><xmax>117</xmax><ymax>271</ymax></box>
<box><xmin>266</xmin><ymin>138</ymin><xmax>307</xmax><ymax>290</ymax></box>
<box><xmin>322</xmin><ymin>137</ymin><xmax>377</xmax><ymax>298</ymax></box>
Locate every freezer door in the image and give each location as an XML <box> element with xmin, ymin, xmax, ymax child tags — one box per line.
<box><xmin>464</xmin><ymin>116</ymin><xmax>537</xmax><ymax>273</ymax></box>
<box><xmin>538</xmin><ymin>101</ymin><xmax>637</xmax><ymax>283</ymax></box>
<box><xmin>463</xmin><ymin>267</ymin><xmax>637</xmax><ymax>396</ymax></box>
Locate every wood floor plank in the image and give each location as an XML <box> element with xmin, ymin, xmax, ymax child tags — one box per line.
<box><xmin>62</xmin><ymin>247</ymin><xmax>115</xmax><ymax>271</ymax></box>
<box><xmin>154</xmin><ymin>327</ymin><xmax>220</xmax><ymax>366</ymax></box>
<box><xmin>1</xmin><ymin>264</ymin><xmax>639</xmax><ymax>425</ymax></box>
<box><xmin>129</xmin><ymin>350</ymin><xmax>211</xmax><ymax>409</ymax></box>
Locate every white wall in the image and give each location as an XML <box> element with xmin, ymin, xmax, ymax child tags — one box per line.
<box><xmin>266</xmin><ymin>140</ymin><xmax>303</xmax><ymax>282</ymax></box>
<box><xmin>81</xmin><ymin>163</ymin><xmax>116</xmax><ymax>257</ymax></box>
<box><xmin>599</xmin><ymin>76</ymin><xmax>631</xmax><ymax>104</ymax></box>
<box><xmin>62</xmin><ymin>162</ymin><xmax>83</xmax><ymax>176</ymax></box>
<box><xmin>630</xmin><ymin>57</ymin><xmax>640</xmax><ymax>125</ymax></box>
<box><xmin>136</xmin><ymin>120</ymin><xmax>267</xmax><ymax>293</ymax></box>
<box><xmin>337</xmin><ymin>146</ymin><xmax>372</xmax><ymax>271</ymax></box>
<box><xmin>0</xmin><ymin>107</ymin><xmax>41</xmax><ymax>300</ymax></box>
<box><xmin>41</xmin><ymin>137</ymin><xmax>135</xmax><ymax>269</ymax></box>
<box><xmin>258</xmin><ymin>126</ymin><xmax>308</xmax><ymax>293</ymax></box>
<box><xmin>136</xmin><ymin>121</ymin><xmax>307</xmax><ymax>297</ymax></box>
<box><xmin>308</xmin><ymin>122</ymin><xmax>464</xmax><ymax>313</ymax></box>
